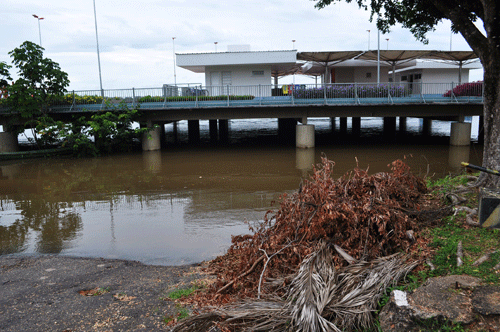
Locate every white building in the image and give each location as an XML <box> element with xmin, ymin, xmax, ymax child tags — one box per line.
<box><xmin>176</xmin><ymin>46</ymin><xmax>297</xmax><ymax>96</ymax></box>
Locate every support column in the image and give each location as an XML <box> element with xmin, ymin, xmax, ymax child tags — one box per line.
<box><xmin>0</xmin><ymin>131</ymin><xmax>19</xmax><ymax>153</ymax></box>
<box><xmin>383</xmin><ymin>117</ymin><xmax>397</xmax><ymax>138</ymax></box>
<box><xmin>422</xmin><ymin>118</ymin><xmax>432</xmax><ymax>136</ymax></box>
<box><xmin>339</xmin><ymin>117</ymin><xmax>347</xmax><ymax>135</ymax></box>
<box><xmin>330</xmin><ymin>117</ymin><xmax>336</xmax><ymax>132</ymax></box>
<box><xmin>188</xmin><ymin>120</ymin><xmax>200</xmax><ymax>144</ymax></box>
<box><xmin>209</xmin><ymin>119</ymin><xmax>218</xmax><ymax>143</ymax></box>
<box><xmin>450</xmin><ymin>122</ymin><xmax>472</xmax><ymax>146</ymax></box>
<box><xmin>172</xmin><ymin>121</ymin><xmax>178</xmax><ymax>143</ymax></box>
<box><xmin>142</xmin><ymin>125</ymin><xmax>161</xmax><ymax>151</ymax></box>
<box><xmin>159</xmin><ymin>123</ymin><xmax>166</xmax><ymax>149</ymax></box>
<box><xmin>219</xmin><ymin>119</ymin><xmax>229</xmax><ymax>143</ymax></box>
<box><xmin>399</xmin><ymin>117</ymin><xmax>407</xmax><ymax>133</ymax></box>
<box><xmin>296</xmin><ymin>124</ymin><xmax>315</xmax><ymax>149</ymax></box>
<box><xmin>352</xmin><ymin>117</ymin><xmax>361</xmax><ymax>137</ymax></box>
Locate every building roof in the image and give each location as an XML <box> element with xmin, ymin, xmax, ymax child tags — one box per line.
<box><xmin>176</xmin><ymin>50</ymin><xmax>297</xmax><ymax>73</ymax></box>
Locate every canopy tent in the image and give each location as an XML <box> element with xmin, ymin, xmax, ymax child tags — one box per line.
<box><xmin>356</xmin><ymin>50</ymin><xmax>437</xmax><ymax>81</ymax></box>
<box><xmin>420</xmin><ymin>51</ymin><xmax>480</xmax><ymax>84</ymax></box>
<box><xmin>297</xmin><ymin>50</ymin><xmax>480</xmax><ymax>84</ymax></box>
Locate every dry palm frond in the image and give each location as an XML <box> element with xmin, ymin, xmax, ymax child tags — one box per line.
<box><xmin>285</xmin><ymin>242</ymin><xmax>340</xmax><ymax>332</ymax></box>
<box><xmin>174</xmin><ymin>246</ymin><xmax>417</xmax><ymax>332</ymax></box>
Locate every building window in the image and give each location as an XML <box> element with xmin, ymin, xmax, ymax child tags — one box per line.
<box><xmin>366</xmin><ymin>72</ymin><xmax>372</xmax><ymax>78</ymax></box>
<box><xmin>222</xmin><ymin>71</ymin><xmax>232</xmax><ymax>86</ymax></box>
<box><xmin>414</xmin><ymin>73</ymin><xmax>422</xmax><ymax>80</ymax></box>
<box><xmin>252</xmin><ymin>70</ymin><xmax>264</xmax><ymax>76</ymax></box>
<box><xmin>401</xmin><ymin>75</ymin><xmax>408</xmax><ymax>81</ymax></box>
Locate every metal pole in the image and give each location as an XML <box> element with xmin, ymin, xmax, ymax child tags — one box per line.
<box><xmin>377</xmin><ymin>29</ymin><xmax>380</xmax><ymax>84</ymax></box>
<box><xmin>32</xmin><ymin>15</ymin><xmax>44</xmax><ymax>47</ymax></box>
<box><xmin>37</xmin><ymin>19</ymin><xmax>42</xmax><ymax>46</ymax></box>
<box><xmin>93</xmin><ymin>0</ymin><xmax>103</xmax><ymax>95</ymax></box>
<box><xmin>172</xmin><ymin>37</ymin><xmax>177</xmax><ymax>86</ymax></box>
<box><xmin>367</xmin><ymin>30</ymin><xmax>370</xmax><ymax>50</ymax></box>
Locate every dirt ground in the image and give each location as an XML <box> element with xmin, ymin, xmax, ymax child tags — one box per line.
<box><xmin>0</xmin><ymin>255</ymin><xmax>204</xmax><ymax>332</ymax></box>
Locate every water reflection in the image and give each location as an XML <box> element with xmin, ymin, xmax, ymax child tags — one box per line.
<box><xmin>0</xmin><ymin>118</ymin><xmax>484</xmax><ymax>265</ymax></box>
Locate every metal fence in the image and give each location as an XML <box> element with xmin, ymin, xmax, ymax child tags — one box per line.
<box><xmin>40</xmin><ymin>82</ymin><xmax>485</xmax><ymax>111</ymax></box>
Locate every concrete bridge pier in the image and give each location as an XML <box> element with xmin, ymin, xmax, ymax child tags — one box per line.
<box><xmin>209</xmin><ymin>120</ymin><xmax>218</xmax><ymax>143</ymax></box>
<box><xmin>422</xmin><ymin>118</ymin><xmax>432</xmax><ymax>136</ymax></box>
<box><xmin>339</xmin><ymin>117</ymin><xmax>348</xmax><ymax>135</ymax></box>
<box><xmin>352</xmin><ymin>117</ymin><xmax>361</xmax><ymax>136</ymax></box>
<box><xmin>219</xmin><ymin>119</ymin><xmax>229</xmax><ymax>143</ymax></box>
<box><xmin>0</xmin><ymin>130</ymin><xmax>19</xmax><ymax>153</ymax></box>
<box><xmin>296</xmin><ymin>124</ymin><xmax>315</xmax><ymax>149</ymax></box>
<box><xmin>399</xmin><ymin>117</ymin><xmax>407</xmax><ymax>133</ymax></box>
<box><xmin>330</xmin><ymin>117</ymin><xmax>336</xmax><ymax>132</ymax></box>
<box><xmin>188</xmin><ymin>120</ymin><xmax>200</xmax><ymax>144</ymax></box>
<box><xmin>142</xmin><ymin>123</ymin><xmax>162</xmax><ymax>151</ymax></box>
<box><xmin>450</xmin><ymin>121</ymin><xmax>472</xmax><ymax>146</ymax></box>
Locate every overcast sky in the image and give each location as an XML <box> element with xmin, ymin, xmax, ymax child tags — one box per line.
<box><xmin>1</xmin><ymin>0</ymin><xmax>483</xmax><ymax>91</ymax></box>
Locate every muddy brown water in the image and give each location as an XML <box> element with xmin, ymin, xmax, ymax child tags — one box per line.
<box><xmin>0</xmin><ymin>118</ymin><xmax>483</xmax><ymax>265</ymax></box>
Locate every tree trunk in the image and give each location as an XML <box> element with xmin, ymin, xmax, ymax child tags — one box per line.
<box><xmin>476</xmin><ymin>42</ymin><xmax>500</xmax><ymax>188</ymax></box>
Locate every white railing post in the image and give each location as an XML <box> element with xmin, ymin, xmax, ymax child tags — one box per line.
<box><xmin>227</xmin><ymin>85</ymin><xmax>230</xmax><ymax>106</ymax></box>
<box><xmin>132</xmin><ymin>87</ymin><xmax>136</xmax><ymax>108</ymax></box>
<box><xmin>323</xmin><ymin>83</ymin><xmax>327</xmax><ymax>104</ymax></box>
<box><xmin>259</xmin><ymin>84</ymin><xmax>262</xmax><ymax>106</ymax></box>
<box><xmin>355</xmin><ymin>83</ymin><xmax>359</xmax><ymax>104</ymax></box>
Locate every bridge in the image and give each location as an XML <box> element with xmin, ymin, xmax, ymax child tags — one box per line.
<box><xmin>0</xmin><ymin>82</ymin><xmax>484</xmax><ymax>152</ymax></box>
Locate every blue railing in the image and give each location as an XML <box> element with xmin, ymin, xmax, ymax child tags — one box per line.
<box><xmin>0</xmin><ymin>82</ymin><xmax>484</xmax><ymax>113</ymax></box>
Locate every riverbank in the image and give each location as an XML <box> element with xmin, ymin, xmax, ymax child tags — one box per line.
<box><xmin>0</xmin><ymin>255</ymin><xmax>204</xmax><ymax>332</ymax></box>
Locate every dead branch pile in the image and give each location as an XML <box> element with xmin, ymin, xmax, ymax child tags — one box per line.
<box><xmin>174</xmin><ymin>243</ymin><xmax>417</xmax><ymax>332</ymax></box>
<box><xmin>201</xmin><ymin>157</ymin><xmax>426</xmax><ymax>302</ymax></box>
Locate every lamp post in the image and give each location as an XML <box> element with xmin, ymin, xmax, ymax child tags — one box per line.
<box><xmin>32</xmin><ymin>14</ymin><xmax>44</xmax><ymax>46</ymax></box>
<box><xmin>292</xmin><ymin>39</ymin><xmax>296</xmax><ymax>49</ymax></box>
<box><xmin>214</xmin><ymin>42</ymin><xmax>218</xmax><ymax>52</ymax></box>
<box><xmin>386</xmin><ymin>38</ymin><xmax>389</xmax><ymax>50</ymax></box>
<box><xmin>172</xmin><ymin>37</ymin><xmax>177</xmax><ymax>86</ymax></box>
<box><xmin>93</xmin><ymin>0</ymin><xmax>103</xmax><ymax>95</ymax></box>
<box><xmin>366</xmin><ymin>30</ymin><xmax>370</xmax><ymax>50</ymax></box>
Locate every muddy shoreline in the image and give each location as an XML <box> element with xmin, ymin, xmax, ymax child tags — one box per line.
<box><xmin>0</xmin><ymin>255</ymin><xmax>204</xmax><ymax>332</ymax></box>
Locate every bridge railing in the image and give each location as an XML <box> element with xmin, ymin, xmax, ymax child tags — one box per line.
<box><xmin>0</xmin><ymin>82</ymin><xmax>483</xmax><ymax>113</ymax></box>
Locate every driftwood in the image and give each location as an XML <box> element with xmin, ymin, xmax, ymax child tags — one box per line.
<box><xmin>472</xmin><ymin>250</ymin><xmax>500</xmax><ymax>266</ymax></box>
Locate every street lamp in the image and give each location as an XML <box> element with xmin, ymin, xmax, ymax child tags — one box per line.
<box><xmin>214</xmin><ymin>42</ymin><xmax>218</xmax><ymax>52</ymax></box>
<box><xmin>292</xmin><ymin>39</ymin><xmax>296</xmax><ymax>49</ymax></box>
<box><xmin>386</xmin><ymin>38</ymin><xmax>389</xmax><ymax>50</ymax></box>
<box><xmin>93</xmin><ymin>0</ymin><xmax>103</xmax><ymax>94</ymax></box>
<box><xmin>172</xmin><ymin>37</ymin><xmax>177</xmax><ymax>86</ymax></box>
<box><xmin>366</xmin><ymin>30</ymin><xmax>370</xmax><ymax>50</ymax></box>
<box><xmin>32</xmin><ymin>14</ymin><xmax>44</xmax><ymax>46</ymax></box>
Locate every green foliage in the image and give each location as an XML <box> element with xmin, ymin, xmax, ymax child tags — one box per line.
<box><xmin>313</xmin><ymin>0</ymin><xmax>466</xmax><ymax>45</ymax></box>
<box><xmin>138</xmin><ymin>95</ymin><xmax>255</xmax><ymax>103</ymax></box>
<box><xmin>427</xmin><ymin>214</ymin><xmax>500</xmax><ymax>284</ymax></box>
<box><xmin>4</xmin><ymin>41</ymin><xmax>69</xmax><ymax>119</ymax></box>
<box><xmin>167</xmin><ymin>284</ymin><xmax>202</xmax><ymax>300</ymax></box>
<box><xmin>57</xmin><ymin>103</ymin><xmax>151</xmax><ymax>157</ymax></box>
<box><xmin>427</xmin><ymin>174</ymin><xmax>469</xmax><ymax>194</ymax></box>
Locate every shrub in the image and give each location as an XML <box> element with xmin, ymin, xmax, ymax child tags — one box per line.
<box><xmin>443</xmin><ymin>81</ymin><xmax>483</xmax><ymax>97</ymax></box>
<box><xmin>293</xmin><ymin>84</ymin><xmax>410</xmax><ymax>99</ymax></box>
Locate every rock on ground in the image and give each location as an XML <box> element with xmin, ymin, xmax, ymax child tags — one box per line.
<box><xmin>379</xmin><ymin>275</ymin><xmax>500</xmax><ymax>332</ymax></box>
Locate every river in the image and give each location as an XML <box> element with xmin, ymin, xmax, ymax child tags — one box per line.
<box><xmin>0</xmin><ymin>117</ymin><xmax>483</xmax><ymax>265</ymax></box>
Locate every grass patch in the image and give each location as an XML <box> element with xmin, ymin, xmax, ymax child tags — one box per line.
<box><xmin>166</xmin><ymin>281</ymin><xmax>204</xmax><ymax>300</ymax></box>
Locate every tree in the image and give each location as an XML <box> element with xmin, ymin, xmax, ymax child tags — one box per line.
<box><xmin>314</xmin><ymin>0</ymin><xmax>499</xmax><ymax>186</ymax></box>
<box><xmin>3</xmin><ymin>41</ymin><xmax>70</xmax><ymax>147</ymax></box>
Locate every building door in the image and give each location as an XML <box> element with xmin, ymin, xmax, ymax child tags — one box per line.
<box><xmin>210</xmin><ymin>72</ymin><xmax>222</xmax><ymax>95</ymax></box>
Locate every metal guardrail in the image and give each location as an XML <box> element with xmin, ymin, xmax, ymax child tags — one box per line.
<box><xmin>0</xmin><ymin>82</ymin><xmax>485</xmax><ymax>113</ymax></box>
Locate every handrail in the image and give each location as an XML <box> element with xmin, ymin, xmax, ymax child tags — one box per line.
<box><xmin>0</xmin><ymin>82</ymin><xmax>485</xmax><ymax>114</ymax></box>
